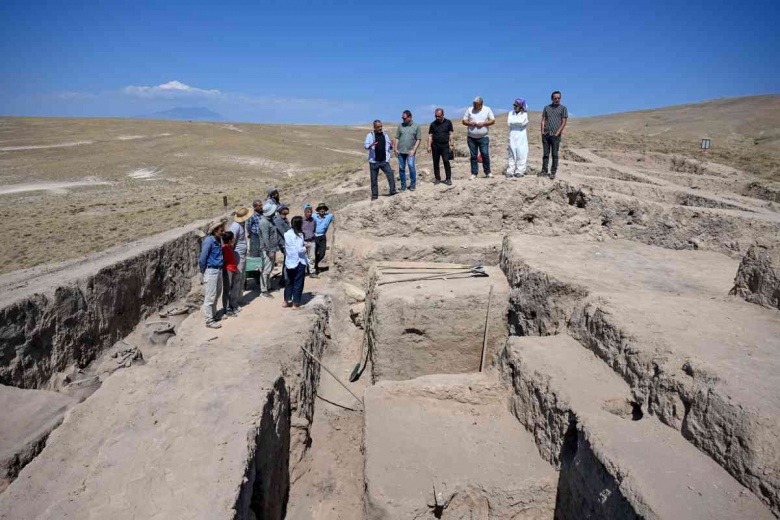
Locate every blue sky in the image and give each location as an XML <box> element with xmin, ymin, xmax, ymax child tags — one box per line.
<box><xmin>1</xmin><ymin>0</ymin><xmax>778</xmax><ymax>124</ymax></box>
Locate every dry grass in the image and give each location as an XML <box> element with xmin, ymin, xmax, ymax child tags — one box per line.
<box><xmin>2</xmin><ymin>96</ymin><xmax>778</xmax><ymax>273</ymax></box>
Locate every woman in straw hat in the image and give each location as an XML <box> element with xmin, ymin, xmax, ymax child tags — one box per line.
<box><xmin>199</xmin><ymin>220</ymin><xmax>225</xmax><ymax>329</ymax></box>
<box><xmin>229</xmin><ymin>207</ymin><xmax>252</xmax><ymax>307</ymax></box>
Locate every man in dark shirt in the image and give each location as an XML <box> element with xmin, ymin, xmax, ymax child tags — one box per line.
<box><xmin>364</xmin><ymin>119</ymin><xmax>397</xmax><ymax>200</ymax></box>
<box><xmin>540</xmin><ymin>90</ymin><xmax>569</xmax><ymax>179</ymax></box>
<box><xmin>427</xmin><ymin>108</ymin><xmax>455</xmax><ymax>185</ymax></box>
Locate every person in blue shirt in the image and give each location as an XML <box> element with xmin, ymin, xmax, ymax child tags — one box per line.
<box><xmin>199</xmin><ymin>220</ymin><xmax>225</xmax><ymax>328</ymax></box>
<box><xmin>312</xmin><ymin>202</ymin><xmax>334</xmax><ymax>277</ymax></box>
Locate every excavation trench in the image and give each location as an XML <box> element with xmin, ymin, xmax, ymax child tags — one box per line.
<box><xmin>2</xmin><ymin>171</ymin><xmax>778</xmax><ymax>518</ymax></box>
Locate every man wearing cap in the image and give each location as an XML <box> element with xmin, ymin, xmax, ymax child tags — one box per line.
<box><xmin>364</xmin><ymin>120</ymin><xmax>397</xmax><ymax>200</ymax></box>
<box><xmin>229</xmin><ymin>207</ymin><xmax>251</xmax><ymax>306</ymax></box>
<box><xmin>199</xmin><ymin>221</ymin><xmax>225</xmax><ymax>328</ymax></box>
<box><xmin>507</xmin><ymin>98</ymin><xmax>529</xmax><ymax>177</ymax></box>
<box><xmin>302</xmin><ymin>204</ymin><xmax>316</xmax><ymax>272</ymax></box>
<box><xmin>462</xmin><ymin>96</ymin><xmax>495</xmax><ymax>179</ymax></box>
<box><xmin>540</xmin><ymin>90</ymin><xmax>568</xmax><ymax>179</ymax></box>
<box><xmin>427</xmin><ymin>108</ymin><xmax>454</xmax><ymax>185</ymax></box>
<box><xmin>312</xmin><ymin>202</ymin><xmax>334</xmax><ymax>277</ymax></box>
<box><xmin>257</xmin><ymin>202</ymin><xmax>279</xmax><ymax>298</ymax></box>
<box><xmin>393</xmin><ymin>110</ymin><xmax>422</xmax><ymax>191</ymax></box>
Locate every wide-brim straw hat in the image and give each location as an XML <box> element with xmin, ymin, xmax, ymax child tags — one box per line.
<box><xmin>233</xmin><ymin>207</ymin><xmax>252</xmax><ymax>223</ymax></box>
<box><xmin>207</xmin><ymin>220</ymin><xmax>224</xmax><ymax>234</ymax></box>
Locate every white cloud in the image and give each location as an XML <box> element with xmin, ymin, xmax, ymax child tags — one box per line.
<box><xmin>122</xmin><ymin>80</ymin><xmax>221</xmax><ymax>98</ymax></box>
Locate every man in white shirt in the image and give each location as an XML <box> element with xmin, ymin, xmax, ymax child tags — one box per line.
<box><xmin>462</xmin><ymin>96</ymin><xmax>495</xmax><ymax>179</ymax></box>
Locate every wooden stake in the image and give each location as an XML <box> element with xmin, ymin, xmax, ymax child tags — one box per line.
<box><xmin>479</xmin><ymin>285</ymin><xmax>494</xmax><ymax>372</ymax></box>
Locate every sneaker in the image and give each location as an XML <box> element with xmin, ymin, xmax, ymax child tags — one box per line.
<box><xmin>445</xmin><ymin>179</ymin><xmax>452</xmax><ymax>186</ymax></box>
<box><xmin>485</xmin><ymin>173</ymin><xmax>494</xmax><ymax>178</ymax></box>
<box><xmin>206</xmin><ymin>321</ymin><xmax>222</xmax><ymax>329</ymax></box>
<box><xmin>388</xmin><ymin>191</ymin><xmax>398</xmax><ymax>196</ymax></box>
<box><xmin>538</xmin><ymin>170</ymin><xmax>548</xmax><ymax>177</ymax></box>
<box><xmin>549</xmin><ymin>175</ymin><xmax>556</xmax><ymax>180</ymax></box>
<box><xmin>310</xmin><ymin>273</ymin><xmax>319</xmax><ymax>278</ymax></box>
<box><xmin>409</xmin><ymin>185</ymin><xmax>416</xmax><ymax>191</ymax></box>
<box><xmin>517</xmin><ymin>174</ymin><xmax>525</xmax><ymax>178</ymax></box>
<box><xmin>433</xmin><ymin>180</ymin><xmax>441</xmax><ymax>185</ymax></box>
<box><xmin>399</xmin><ymin>186</ymin><xmax>407</xmax><ymax>191</ymax></box>
<box><xmin>261</xmin><ymin>292</ymin><xmax>273</xmax><ymax>299</ymax></box>
<box><xmin>371</xmin><ymin>196</ymin><xmax>378</xmax><ymax>201</ymax></box>
<box><xmin>470</xmin><ymin>175</ymin><xmax>477</xmax><ymax>180</ymax></box>
<box><xmin>225</xmin><ymin>310</ymin><xmax>237</xmax><ymax>318</ymax></box>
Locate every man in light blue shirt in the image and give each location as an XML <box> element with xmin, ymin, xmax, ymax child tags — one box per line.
<box><xmin>364</xmin><ymin>120</ymin><xmax>397</xmax><ymax>201</ymax></box>
<box><xmin>311</xmin><ymin>202</ymin><xmax>334</xmax><ymax>277</ymax></box>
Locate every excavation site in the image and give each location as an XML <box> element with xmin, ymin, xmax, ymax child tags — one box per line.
<box><xmin>1</xmin><ymin>112</ymin><xmax>780</xmax><ymax>520</ymax></box>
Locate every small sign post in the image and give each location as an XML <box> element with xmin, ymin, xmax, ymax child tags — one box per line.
<box><xmin>700</xmin><ymin>138</ymin><xmax>711</xmax><ymax>154</ymax></box>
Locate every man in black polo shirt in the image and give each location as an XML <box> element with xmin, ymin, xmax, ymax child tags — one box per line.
<box><xmin>540</xmin><ymin>90</ymin><xmax>569</xmax><ymax>179</ymax></box>
<box><xmin>427</xmin><ymin>108</ymin><xmax>455</xmax><ymax>185</ymax></box>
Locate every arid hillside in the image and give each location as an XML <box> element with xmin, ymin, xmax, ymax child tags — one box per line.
<box><xmin>0</xmin><ymin>94</ymin><xmax>778</xmax><ymax>273</ymax></box>
<box><xmin>573</xmin><ymin>94</ymin><xmax>780</xmax><ymax>149</ymax></box>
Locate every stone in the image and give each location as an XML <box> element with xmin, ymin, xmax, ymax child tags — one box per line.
<box><xmin>343</xmin><ymin>283</ymin><xmax>366</xmax><ymax>303</ymax></box>
<box><xmin>730</xmin><ymin>241</ymin><xmax>780</xmax><ymax>309</ymax></box>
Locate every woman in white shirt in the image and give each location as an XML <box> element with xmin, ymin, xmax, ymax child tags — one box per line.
<box><xmin>282</xmin><ymin>216</ymin><xmax>309</xmax><ymax>309</ymax></box>
<box><xmin>506</xmin><ymin>98</ymin><xmax>529</xmax><ymax>177</ymax></box>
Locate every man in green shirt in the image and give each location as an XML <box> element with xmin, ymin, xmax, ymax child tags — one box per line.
<box><xmin>393</xmin><ymin>110</ymin><xmax>422</xmax><ymax>191</ymax></box>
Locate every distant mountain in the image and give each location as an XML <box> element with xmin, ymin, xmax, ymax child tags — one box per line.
<box><xmin>145</xmin><ymin>107</ymin><xmax>225</xmax><ymax>122</ymax></box>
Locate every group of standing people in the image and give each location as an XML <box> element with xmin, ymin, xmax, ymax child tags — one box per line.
<box><xmin>198</xmin><ymin>187</ymin><xmax>334</xmax><ymax>329</ymax></box>
<box><xmin>365</xmin><ymin>91</ymin><xmax>568</xmax><ymax>198</ymax></box>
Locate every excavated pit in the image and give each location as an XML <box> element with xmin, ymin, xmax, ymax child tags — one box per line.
<box><xmin>2</xmin><ymin>145</ymin><xmax>779</xmax><ymax>519</ymax></box>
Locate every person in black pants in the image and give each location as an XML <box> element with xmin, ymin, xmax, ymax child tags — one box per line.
<box><xmin>427</xmin><ymin>108</ymin><xmax>454</xmax><ymax>185</ymax></box>
<box><xmin>540</xmin><ymin>90</ymin><xmax>569</xmax><ymax>179</ymax></box>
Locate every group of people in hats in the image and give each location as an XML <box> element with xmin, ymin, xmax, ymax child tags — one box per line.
<box><xmin>198</xmin><ymin>186</ymin><xmax>334</xmax><ymax>329</ymax></box>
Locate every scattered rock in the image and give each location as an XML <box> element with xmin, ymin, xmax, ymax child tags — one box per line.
<box><xmin>343</xmin><ymin>283</ymin><xmax>366</xmax><ymax>303</ymax></box>
<box><xmin>349</xmin><ymin>303</ymin><xmax>365</xmax><ymax>329</ymax></box>
<box><xmin>730</xmin><ymin>242</ymin><xmax>780</xmax><ymax>309</ymax></box>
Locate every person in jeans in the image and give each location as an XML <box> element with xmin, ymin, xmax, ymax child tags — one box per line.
<box><xmin>302</xmin><ymin>204</ymin><xmax>316</xmax><ymax>274</ymax></box>
<box><xmin>393</xmin><ymin>110</ymin><xmax>422</xmax><ymax>191</ymax></box>
<box><xmin>220</xmin><ymin>230</ymin><xmax>239</xmax><ymax>317</ymax></box>
<box><xmin>229</xmin><ymin>206</ymin><xmax>251</xmax><ymax>300</ymax></box>
<box><xmin>462</xmin><ymin>96</ymin><xmax>495</xmax><ymax>179</ymax></box>
<box><xmin>198</xmin><ymin>221</ymin><xmax>225</xmax><ymax>328</ymax></box>
<box><xmin>427</xmin><ymin>108</ymin><xmax>454</xmax><ymax>185</ymax></box>
<box><xmin>364</xmin><ymin>120</ymin><xmax>397</xmax><ymax>200</ymax></box>
<box><xmin>282</xmin><ymin>216</ymin><xmax>308</xmax><ymax>309</ymax></box>
<box><xmin>257</xmin><ymin>201</ymin><xmax>279</xmax><ymax>298</ymax></box>
<box><xmin>312</xmin><ymin>202</ymin><xmax>334</xmax><ymax>277</ymax></box>
<box><xmin>540</xmin><ymin>90</ymin><xmax>568</xmax><ymax>179</ymax></box>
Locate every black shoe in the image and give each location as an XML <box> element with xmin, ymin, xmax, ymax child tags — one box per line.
<box><xmin>433</xmin><ymin>180</ymin><xmax>441</xmax><ymax>185</ymax></box>
<box><xmin>444</xmin><ymin>179</ymin><xmax>452</xmax><ymax>185</ymax></box>
<box><xmin>399</xmin><ymin>186</ymin><xmax>407</xmax><ymax>191</ymax></box>
<box><xmin>371</xmin><ymin>196</ymin><xmax>378</xmax><ymax>201</ymax></box>
<box><xmin>538</xmin><ymin>170</ymin><xmax>548</xmax><ymax>177</ymax></box>
<box><xmin>388</xmin><ymin>191</ymin><xmax>398</xmax><ymax>196</ymax></box>
<box><xmin>549</xmin><ymin>174</ymin><xmax>557</xmax><ymax>180</ymax></box>
<box><xmin>409</xmin><ymin>185</ymin><xmax>416</xmax><ymax>191</ymax></box>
